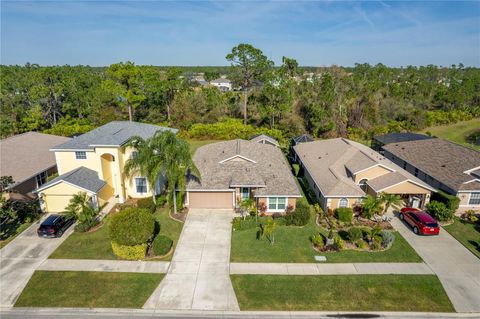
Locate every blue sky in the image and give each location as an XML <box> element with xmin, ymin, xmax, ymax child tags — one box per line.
<box><xmin>1</xmin><ymin>1</ymin><xmax>479</xmax><ymax>66</ymax></box>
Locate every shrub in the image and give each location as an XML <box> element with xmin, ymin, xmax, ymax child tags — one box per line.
<box><xmin>335</xmin><ymin>207</ymin><xmax>353</xmax><ymax>223</ymax></box>
<box><xmin>461</xmin><ymin>210</ymin><xmax>479</xmax><ymax>223</ymax></box>
<box><xmin>232</xmin><ymin>216</ymin><xmax>259</xmax><ymax>231</ymax></box>
<box><xmin>431</xmin><ymin>191</ymin><xmax>460</xmax><ymax>212</ymax></box>
<box><xmin>347</xmin><ymin>227</ymin><xmax>363</xmax><ymax>242</ymax></box>
<box><xmin>292</xmin><ymin>164</ymin><xmax>300</xmax><ymax>176</ymax></box>
<box><xmin>285</xmin><ymin>198</ymin><xmax>310</xmax><ymax>226</ymax></box>
<box><xmin>137</xmin><ymin>197</ymin><xmax>156</xmax><ymax>213</ymax></box>
<box><xmin>356</xmin><ymin>239</ymin><xmax>369</xmax><ymax>249</ymax></box>
<box><xmin>381</xmin><ymin>230</ymin><xmax>395</xmax><ymax>249</ymax></box>
<box><xmin>152</xmin><ymin>235</ymin><xmax>173</xmax><ymax>256</ymax></box>
<box><xmin>156</xmin><ymin>195</ymin><xmax>167</xmax><ymax>207</ymax></box>
<box><xmin>271</xmin><ymin>212</ymin><xmax>283</xmax><ymax>219</ymax></box>
<box><xmin>333</xmin><ymin>234</ymin><xmax>345</xmax><ymax>250</ymax></box>
<box><xmin>74</xmin><ymin>219</ymin><xmax>99</xmax><ymax>232</ymax></box>
<box><xmin>311</xmin><ymin>234</ymin><xmax>324</xmax><ymax>249</ymax></box>
<box><xmin>109</xmin><ymin>207</ymin><xmax>155</xmax><ymax>246</ymax></box>
<box><xmin>426</xmin><ymin>201</ymin><xmax>454</xmax><ymax>222</ymax></box>
<box><xmin>111</xmin><ymin>241</ymin><xmax>147</xmax><ymax>260</ymax></box>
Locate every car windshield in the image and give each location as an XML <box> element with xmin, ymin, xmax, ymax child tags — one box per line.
<box><xmin>425</xmin><ymin>222</ymin><xmax>438</xmax><ymax>227</ymax></box>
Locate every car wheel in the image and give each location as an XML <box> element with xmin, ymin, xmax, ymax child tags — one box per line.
<box><xmin>413</xmin><ymin>227</ymin><xmax>419</xmax><ymax>235</ymax></box>
<box><xmin>57</xmin><ymin>230</ymin><xmax>63</xmax><ymax>237</ymax></box>
<box><xmin>399</xmin><ymin>213</ymin><xmax>404</xmax><ymax>220</ymax></box>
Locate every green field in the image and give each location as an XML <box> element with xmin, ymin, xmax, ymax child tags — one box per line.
<box><xmin>49</xmin><ymin>207</ymin><xmax>182</xmax><ymax>260</ymax></box>
<box><xmin>444</xmin><ymin>217</ymin><xmax>480</xmax><ymax>259</ymax></box>
<box><xmin>421</xmin><ymin>118</ymin><xmax>480</xmax><ymax>150</ymax></box>
<box><xmin>231</xmin><ymin>274</ymin><xmax>454</xmax><ymax>312</ymax></box>
<box><xmin>231</xmin><ymin>212</ymin><xmax>421</xmax><ymax>263</ymax></box>
<box><xmin>15</xmin><ymin>271</ymin><xmax>163</xmax><ymax>308</ymax></box>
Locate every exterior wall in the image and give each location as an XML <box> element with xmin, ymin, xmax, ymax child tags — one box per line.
<box><xmin>40</xmin><ymin>182</ymin><xmax>91</xmax><ymax>213</ymax></box>
<box><xmin>12</xmin><ymin>166</ymin><xmax>57</xmax><ymax>196</ymax></box>
<box><xmin>354</xmin><ymin>166</ymin><xmax>391</xmax><ymax>183</ymax></box>
<box><xmin>97</xmin><ymin>185</ymin><xmax>114</xmax><ymax>205</ymax></box>
<box><xmin>256</xmin><ymin>197</ymin><xmax>298</xmax><ymax>214</ymax></box>
<box><xmin>55</xmin><ymin>151</ymin><xmax>100</xmax><ymax>175</ymax></box>
<box><xmin>327</xmin><ymin>197</ymin><xmax>361</xmax><ymax>210</ymax></box>
<box><xmin>458</xmin><ymin>191</ymin><xmax>480</xmax><ymax>209</ymax></box>
<box><xmin>379</xmin><ymin>180</ymin><xmax>431</xmax><ymax>195</ymax></box>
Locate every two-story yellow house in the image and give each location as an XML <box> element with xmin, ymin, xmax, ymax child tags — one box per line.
<box><xmin>34</xmin><ymin>121</ymin><xmax>177</xmax><ymax>213</ymax></box>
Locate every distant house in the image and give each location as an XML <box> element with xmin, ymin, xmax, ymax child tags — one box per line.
<box><xmin>293</xmin><ymin>138</ymin><xmax>435</xmax><ymax>211</ymax></box>
<box><xmin>185</xmin><ymin>139</ymin><xmax>301</xmax><ymax>211</ymax></box>
<box><xmin>249</xmin><ymin>134</ymin><xmax>279</xmax><ymax>147</ymax></box>
<box><xmin>382</xmin><ymin>138</ymin><xmax>480</xmax><ymax>210</ymax></box>
<box><xmin>371</xmin><ymin>132</ymin><xmax>433</xmax><ymax>152</ymax></box>
<box><xmin>34</xmin><ymin>121</ymin><xmax>177</xmax><ymax>213</ymax></box>
<box><xmin>210</xmin><ymin>78</ymin><xmax>232</xmax><ymax>91</ymax></box>
<box><xmin>0</xmin><ymin>132</ymin><xmax>71</xmax><ymax>199</ymax></box>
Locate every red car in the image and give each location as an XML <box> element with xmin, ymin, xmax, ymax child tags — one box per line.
<box><xmin>399</xmin><ymin>207</ymin><xmax>440</xmax><ymax>235</ymax></box>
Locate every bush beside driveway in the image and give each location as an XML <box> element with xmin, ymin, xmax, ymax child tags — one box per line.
<box><xmin>231</xmin><ymin>274</ymin><xmax>454</xmax><ymax>312</ymax></box>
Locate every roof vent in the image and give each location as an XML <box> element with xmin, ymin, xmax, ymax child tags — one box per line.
<box><xmin>441</xmin><ymin>164</ymin><xmax>446</xmax><ymax>168</ymax></box>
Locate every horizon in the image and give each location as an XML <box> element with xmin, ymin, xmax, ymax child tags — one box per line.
<box><xmin>1</xmin><ymin>1</ymin><xmax>479</xmax><ymax>67</ymax></box>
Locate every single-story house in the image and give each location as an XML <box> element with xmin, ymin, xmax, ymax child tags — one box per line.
<box><xmin>371</xmin><ymin>132</ymin><xmax>433</xmax><ymax>152</ymax></box>
<box><xmin>0</xmin><ymin>132</ymin><xmax>71</xmax><ymax>199</ymax></box>
<box><xmin>382</xmin><ymin>138</ymin><xmax>480</xmax><ymax>210</ymax></box>
<box><xmin>185</xmin><ymin>139</ymin><xmax>301</xmax><ymax>212</ymax></box>
<box><xmin>293</xmin><ymin>138</ymin><xmax>435</xmax><ymax>211</ymax></box>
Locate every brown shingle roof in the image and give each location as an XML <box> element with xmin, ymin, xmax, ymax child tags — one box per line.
<box><xmin>382</xmin><ymin>139</ymin><xmax>480</xmax><ymax>192</ymax></box>
<box><xmin>0</xmin><ymin>132</ymin><xmax>71</xmax><ymax>185</ymax></box>
<box><xmin>187</xmin><ymin>139</ymin><xmax>301</xmax><ymax>197</ymax></box>
<box><xmin>293</xmin><ymin>138</ymin><xmax>434</xmax><ymax>197</ymax></box>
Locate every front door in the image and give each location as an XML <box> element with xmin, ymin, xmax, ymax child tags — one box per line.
<box><xmin>241</xmin><ymin>187</ymin><xmax>250</xmax><ymax>200</ymax></box>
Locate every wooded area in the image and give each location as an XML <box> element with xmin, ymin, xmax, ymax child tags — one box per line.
<box><xmin>1</xmin><ymin>45</ymin><xmax>479</xmax><ymax>141</ymax></box>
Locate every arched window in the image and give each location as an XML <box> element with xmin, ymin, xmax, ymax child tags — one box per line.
<box><xmin>339</xmin><ymin>198</ymin><xmax>348</xmax><ymax>208</ymax></box>
<box><xmin>359</xmin><ymin>179</ymin><xmax>368</xmax><ymax>192</ymax></box>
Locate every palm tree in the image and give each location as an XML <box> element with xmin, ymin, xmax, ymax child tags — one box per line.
<box><xmin>361</xmin><ymin>195</ymin><xmax>382</xmax><ymax>220</ymax></box>
<box><xmin>64</xmin><ymin>192</ymin><xmax>97</xmax><ymax>223</ymax></box>
<box><xmin>125</xmin><ymin>131</ymin><xmax>200</xmax><ymax>213</ymax></box>
<box><xmin>379</xmin><ymin>193</ymin><xmax>403</xmax><ymax>216</ymax></box>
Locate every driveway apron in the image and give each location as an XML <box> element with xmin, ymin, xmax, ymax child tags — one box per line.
<box><xmin>144</xmin><ymin>209</ymin><xmax>239</xmax><ymax>311</ymax></box>
<box><xmin>389</xmin><ymin>213</ymin><xmax>480</xmax><ymax>313</ymax></box>
<box><xmin>0</xmin><ymin>218</ymin><xmax>74</xmax><ymax>307</ymax></box>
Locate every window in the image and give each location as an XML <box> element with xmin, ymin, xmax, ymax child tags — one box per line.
<box><xmin>36</xmin><ymin>171</ymin><xmax>47</xmax><ymax>187</ymax></box>
<box><xmin>268</xmin><ymin>197</ymin><xmax>286</xmax><ymax>211</ymax></box>
<box><xmin>135</xmin><ymin>178</ymin><xmax>147</xmax><ymax>194</ymax></box>
<box><xmin>339</xmin><ymin>198</ymin><xmax>348</xmax><ymax>208</ymax></box>
<box><xmin>403</xmin><ymin>161</ymin><xmax>407</xmax><ymax>169</ymax></box>
<box><xmin>75</xmin><ymin>151</ymin><xmax>87</xmax><ymax>160</ymax></box>
<box><xmin>131</xmin><ymin>151</ymin><xmax>138</xmax><ymax>159</ymax></box>
<box><xmin>469</xmin><ymin>193</ymin><xmax>480</xmax><ymax>205</ymax></box>
<box><xmin>358</xmin><ymin>179</ymin><xmax>368</xmax><ymax>192</ymax></box>
<box><xmin>241</xmin><ymin>187</ymin><xmax>250</xmax><ymax>199</ymax></box>
<box><xmin>414</xmin><ymin>168</ymin><xmax>419</xmax><ymax>177</ymax></box>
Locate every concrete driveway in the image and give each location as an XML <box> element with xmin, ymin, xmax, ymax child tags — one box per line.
<box><xmin>389</xmin><ymin>212</ymin><xmax>480</xmax><ymax>313</ymax></box>
<box><xmin>0</xmin><ymin>216</ymin><xmax>74</xmax><ymax>307</ymax></box>
<box><xmin>144</xmin><ymin>209</ymin><xmax>239</xmax><ymax>311</ymax></box>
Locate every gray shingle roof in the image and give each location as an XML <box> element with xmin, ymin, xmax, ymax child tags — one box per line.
<box><xmin>35</xmin><ymin>166</ymin><xmax>106</xmax><ymax>193</ymax></box>
<box><xmin>294</xmin><ymin>138</ymin><xmax>435</xmax><ymax>197</ymax></box>
<box><xmin>0</xmin><ymin>132</ymin><xmax>71</xmax><ymax>185</ymax></box>
<box><xmin>187</xmin><ymin>139</ymin><xmax>301</xmax><ymax>197</ymax></box>
<box><xmin>51</xmin><ymin>121</ymin><xmax>178</xmax><ymax>151</ymax></box>
<box><xmin>373</xmin><ymin>132</ymin><xmax>433</xmax><ymax>145</ymax></box>
<box><xmin>382</xmin><ymin>139</ymin><xmax>480</xmax><ymax>192</ymax></box>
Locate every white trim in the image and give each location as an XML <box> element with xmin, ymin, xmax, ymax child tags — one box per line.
<box><xmin>267</xmin><ymin>196</ymin><xmax>287</xmax><ymax>212</ymax></box>
<box><xmin>254</xmin><ymin>195</ymin><xmax>302</xmax><ymax>198</ymax></box>
<box><xmin>458</xmin><ymin>190</ymin><xmax>480</xmax><ymax>193</ymax></box>
<box><xmin>219</xmin><ymin>154</ymin><xmax>256</xmax><ymax>164</ymax></box>
<box><xmin>134</xmin><ymin>177</ymin><xmax>148</xmax><ymax>194</ymax></box>
<box><xmin>35</xmin><ymin>179</ymin><xmax>99</xmax><ymax>195</ymax></box>
<box><xmin>50</xmin><ymin>148</ymin><xmax>94</xmax><ymax>152</ymax></box>
<box><xmin>338</xmin><ymin>198</ymin><xmax>349</xmax><ymax>208</ymax></box>
<box><xmin>462</xmin><ymin>178</ymin><xmax>480</xmax><ymax>184</ymax></box>
<box><xmin>352</xmin><ymin>163</ymin><xmax>395</xmax><ymax>175</ymax></box>
<box><xmin>464</xmin><ymin>166</ymin><xmax>480</xmax><ymax>174</ymax></box>
<box><xmin>185</xmin><ymin>189</ymin><xmax>235</xmax><ymax>192</ymax></box>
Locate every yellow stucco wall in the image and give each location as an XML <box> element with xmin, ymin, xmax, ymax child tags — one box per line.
<box><xmin>41</xmin><ymin>182</ymin><xmax>90</xmax><ymax>213</ymax></box>
<box><xmin>354</xmin><ymin>165</ymin><xmax>392</xmax><ymax>183</ymax></box>
<box><xmin>327</xmin><ymin>197</ymin><xmax>361</xmax><ymax>210</ymax></box>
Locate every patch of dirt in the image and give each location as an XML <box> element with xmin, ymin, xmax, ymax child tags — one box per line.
<box><xmin>170</xmin><ymin>208</ymin><xmax>188</xmax><ymax>222</ymax></box>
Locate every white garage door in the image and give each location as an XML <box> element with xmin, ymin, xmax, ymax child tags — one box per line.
<box><xmin>188</xmin><ymin>192</ymin><xmax>233</xmax><ymax>209</ymax></box>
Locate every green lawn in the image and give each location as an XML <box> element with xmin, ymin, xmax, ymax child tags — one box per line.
<box><xmin>49</xmin><ymin>207</ymin><xmax>183</xmax><ymax>260</ymax></box>
<box><xmin>421</xmin><ymin>118</ymin><xmax>480</xmax><ymax>150</ymax></box>
<box><xmin>231</xmin><ymin>274</ymin><xmax>454</xmax><ymax>312</ymax></box>
<box><xmin>187</xmin><ymin>139</ymin><xmax>223</xmax><ymax>155</ymax></box>
<box><xmin>15</xmin><ymin>271</ymin><xmax>163</xmax><ymax>308</ymax></box>
<box><xmin>231</xmin><ymin>213</ymin><xmax>421</xmax><ymax>263</ymax></box>
<box><xmin>0</xmin><ymin>221</ymin><xmax>33</xmax><ymax>249</ymax></box>
<box><xmin>443</xmin><ymin>217</ymin><xmax>480</xmax><ymax>259</ymax></box>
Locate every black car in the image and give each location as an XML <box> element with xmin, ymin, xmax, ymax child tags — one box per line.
<box><xmin>37</xmin><ymin>214</ymin><xmax>74</xmax><ymax>238</ymax></box>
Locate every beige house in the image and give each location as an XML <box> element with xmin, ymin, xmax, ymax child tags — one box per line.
<box><xmin>293</xmin><ymin>138</ymin><xmax>435</xmax><ymax>212</ymax></box>
<box><xmin>34</xmin><ymin>121</ymin><xmax>177</xmax><ymax>213</ymax></box>
<box><xmin>382</xmin><ymin>138</ymin><xmax>480</xmax><ymax>210</ymax></box>
<box><xmin>0</xmin><ymin>132</ymin><xmax>71</xmax><ymax>199</ymax></box>
<box><xmin>185</xmin><ymin>139</ymin><xmax>301</xmax><ymax>212</ymax></box>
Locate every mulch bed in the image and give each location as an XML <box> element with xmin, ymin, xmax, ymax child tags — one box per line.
<box><xmin>170</xmin><ymin>208</ymin><xmax>188</xmax><ymax>222</ymax></box>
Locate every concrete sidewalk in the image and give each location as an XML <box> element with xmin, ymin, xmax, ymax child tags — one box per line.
<box><xmin>230</xmin><ymin>262</ymin><xmax>434</xmax><ymax>275</ymax></box>
<box><xmin>38</xmin><ymin>259</ymin><xmax>170</xmax><ymax>273</ymax></box>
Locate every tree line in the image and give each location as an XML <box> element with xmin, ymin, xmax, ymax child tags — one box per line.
<box><xmin>1</xmin><ymin>44</ymin><xmax>479</xmax><ymax>141</ymax></box>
